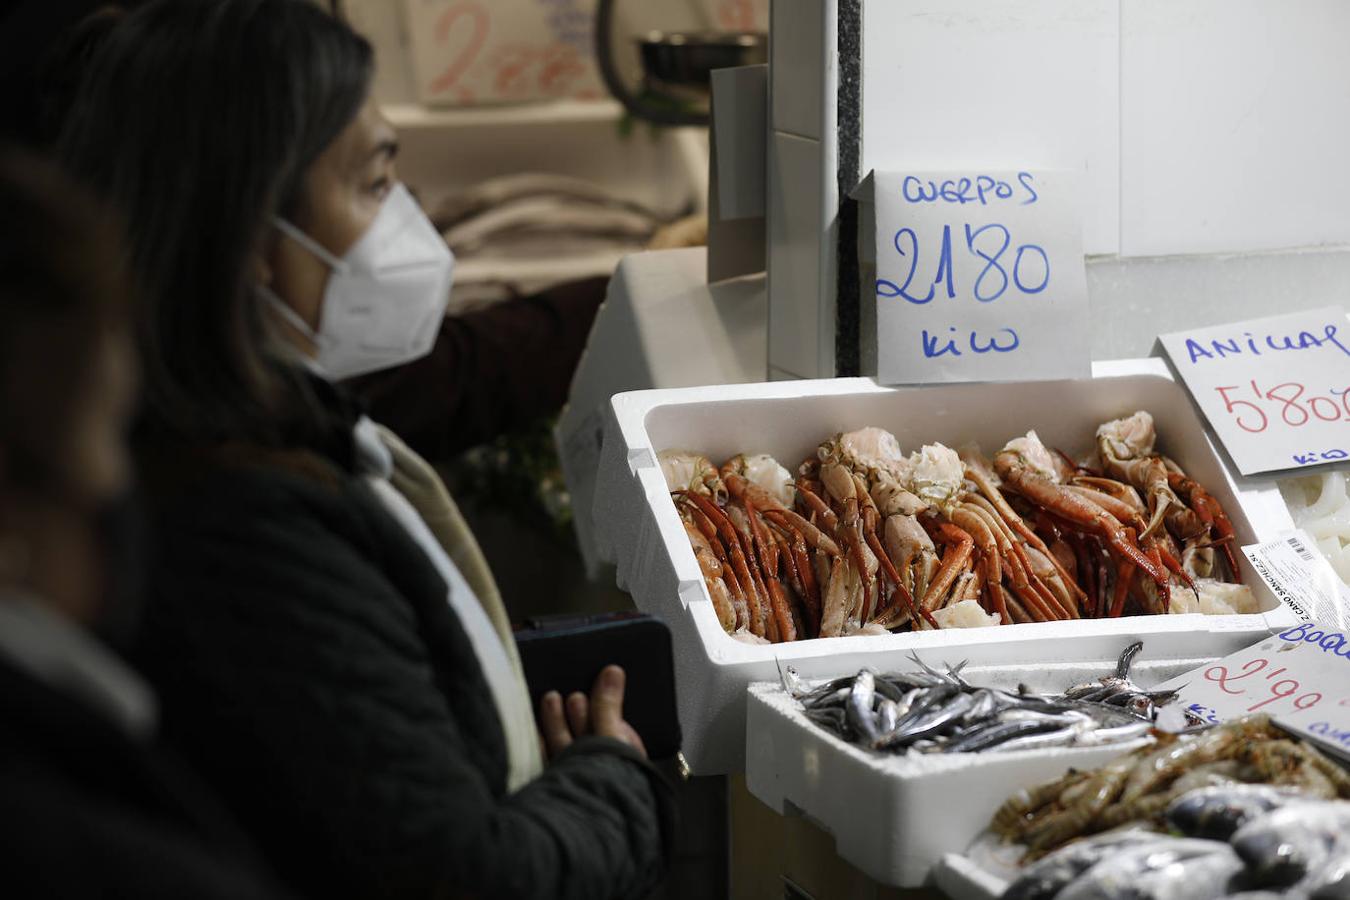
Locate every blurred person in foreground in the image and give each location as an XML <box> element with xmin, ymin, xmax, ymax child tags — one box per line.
<box><xmin>0</xmin><ymin>149</ymin><xmax>288</xmax><ymax>898</ymax></box>
<box><xmin>58</xmin><ymin>1</ymin><xmax>673</xmax><ymax>898</ymax></box>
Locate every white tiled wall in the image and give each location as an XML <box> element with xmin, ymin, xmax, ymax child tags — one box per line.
<box><xmin>767</xmin><ymin>0</ymin><xmax>1350</xmax><ymax>382</ymax></box>
<box><xmin>767</xmin><ymin>0</ymin><xmax>836</xmax><ymax>379</ymax></box>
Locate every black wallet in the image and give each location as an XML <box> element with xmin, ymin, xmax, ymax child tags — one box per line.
<box><xmin>514</xmin><ymin>611</ymin><xmax>682</xmax><ymax>760</ymax></box>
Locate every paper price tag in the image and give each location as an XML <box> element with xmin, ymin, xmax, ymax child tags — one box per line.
<box><xmin>1158</xmin><ymin>307</ymin><xmax>1350</xmax><ymax>476</ymax></box>
<box><xmin>871</xmin><ymin>170</ymin><xmax>1091</xmax><ymax>385</ymax></box>
<box><xmin>1159</xmin><ymin>624</ymin><xmax>1350</xmax><ymax>763</ymax></box>
<box><xmin>1242</xmin><ymin>529</ymin><xmax>1350</xmax><ymax>629</ymax></box>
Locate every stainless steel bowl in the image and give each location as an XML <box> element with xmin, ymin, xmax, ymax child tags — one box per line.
<box><xmin>637</xmin><ymin>31</ymin><xmax>767</xmax><ymax>88</ymax></box>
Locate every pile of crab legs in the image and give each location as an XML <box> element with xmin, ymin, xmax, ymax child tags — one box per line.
<box><xmin>662</xmin><ymin>411</ymin><xmax>1244</xmax><ymax>644</ymax></box>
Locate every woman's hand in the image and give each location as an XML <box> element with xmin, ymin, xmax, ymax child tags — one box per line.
<box><xmin>538</xmin><ymin>665</ymin><xmax>647</xmax><ymax>760</ymax></box>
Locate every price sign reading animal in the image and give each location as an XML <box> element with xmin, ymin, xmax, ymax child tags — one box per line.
<box><xmin>1160</xmin><ymin>623</ymin><xmax>1350</xmax><ymax>763</ymax></box>
<box><xmin>1159</xmin><ymin>307</ymin><xmax>1350</xmax><ymax>476</ymax></box>
<box><xmin>870</xmin><ymin>169</ymin><xmax>1091</xmax><ymax>385</ymax></box>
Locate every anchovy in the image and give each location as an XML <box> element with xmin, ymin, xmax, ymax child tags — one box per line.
<box><xmin>803</xmin><ymin>707</ymin><xmax>846</xmax><ymax>733</ymax></box>
<box><xmin>872</xmin><ymin>676</ymin><xmax>910</xmax><ymax>704</ymax></box>
<box><xmin>803</xmin><ymin>686</ymin><xmax>851</xmax><ymax>710</ymax></box>
<box><xmin>846</xmin><ymin>669</ymin><xmax>881</xmax><ymax>746</ymax></box>
<box><xmin>944</xmin><ymin>718</ymin><xmax>1069</xmax><ymax>754</ymax></box>
<box><xmin>791</xmin><ymin>641</ymin><xmax>1167</xmax><ymax>755</ymax></box>
<box><xmin>882</xmin><ymin>692</ymin><xmax>977</xmax><ymax>746</ymax></box>
<box><xmin>875</xmin><ymin>698</ymin><xmax>900</xmax><ymax>739</ymax></box>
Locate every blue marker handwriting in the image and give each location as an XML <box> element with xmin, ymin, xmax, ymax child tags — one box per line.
<box><xmin>901</xmin><ymin>172</ymin><xmax>1038</xmax><ymax>207</ymax></box>
<box><xmin>876</xmin><ymin>223</ymin><xmax>1049</xmax><ymax>305</ymax></box>
<box><xmin>1277</xmin><ymin>624</ymin><xmax>1350</xmax><ymax>660</ymax></box>
<box><xmin>921</xmin><ymin>326</ymin><xmax>1020</xmax><ymax>359</ymax></box>
<box><xmin>1182</xmin><ymin>323</ymin><xmax>1350</xmax><ymax>365</ymax></box>
<box><xmin>1308</xmin><ymin>721</ymin><xmax>1350</xmax><ymax>749</ymax></box>
<box><xmin>1293</xmin><ymin>448</ymin><xmax>1350</xmax><ymax>466</ymax></box>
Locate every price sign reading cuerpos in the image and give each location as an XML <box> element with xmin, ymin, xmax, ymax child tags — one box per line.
<box><xmin>1159</xmin><ymin>307</ymin><xmax>1350</xmax><ymax>476</ymax></box>
<box><xmin>1160</xmin><ymin>624</ymin><xmax>1350</xmax><ymax>763</ymax></box>
<box><xmin>872</xmin><ymin>169</ymin><xmax>1091</xmax><ymax>385</ymax></box>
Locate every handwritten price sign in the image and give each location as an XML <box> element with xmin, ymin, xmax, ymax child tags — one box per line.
<box><xmin>871</xmin><ymin>169</ymin><xmax>1090</xmax><ymax>385</ymax></box>
<box><xmin>1159</xmin><ymin>307</ymin><xmax>1350</xmax><ymax>475</ymax></box>
<box><xmin>1161</xmin><ymin>623</ymin><xmax>1350</xmax><ymax>762</ymax></box>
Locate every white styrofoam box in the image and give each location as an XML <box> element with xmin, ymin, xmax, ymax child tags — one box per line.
<box><xmin>858</xmin><ymin>0</ymin><xmax>1121</xmax><ymax>257</ymax></box>
<box><xmin>1119</xmin><ymin>0</ymin><xmax>1350</xmax><ymax>257</ymax></box>
<box><xmin>769</xmin><ymin>0</ymin><xmax>826</xmax><ymax>140</ymax></box>
<box><xmin>557</xmin><ymin>248</ymin><xmax>767</xmax><ymax>576</ymax></box>
<box><xmin>933</xmin><ymin>852</ymin><xmax>1006</xmax><ymax>900</ymax></box>
<box><xmin>590</xmin><ymin>358</ymin><xmax>1298</xmax><ymax>774</ymax></box>
<box><xmin>744</xmin><ymin>656</ymin><xmax>1199</xmax><ymax>887</ymax></box>
<box><xmin>768</xmin><ymin>130</ymin><xmax>831</xmax><ymax>379</ymax></box>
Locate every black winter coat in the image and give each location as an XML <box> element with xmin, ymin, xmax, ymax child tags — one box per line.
<box><xmin>132</xmin><ymin>430</ymin><xmax>673</xmax><ymax>900</ymax></box>
<box><xmin>0</xmin><ymin>659</ymin><xmax>289</xmax><ymax>899</ymax></box>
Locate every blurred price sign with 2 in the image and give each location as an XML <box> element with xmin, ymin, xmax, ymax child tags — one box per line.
<box><xmin>1159</xmin><ymin>307</ymin><xmax>1350</xmax><ymax>476</ymax></box>
<box><xmin>867</xmin><ymin>169</ymin><xmax>1090</xmax><ymax>385</ymax></box>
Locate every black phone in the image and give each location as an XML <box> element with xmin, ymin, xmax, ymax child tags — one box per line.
<box><xmin>514</xmin><ymin>611</ymin><xmax>681</xmax><ymax>760</ymax></box>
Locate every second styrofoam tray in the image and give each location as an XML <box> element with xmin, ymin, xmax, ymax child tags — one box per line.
<box><xmin>744</xmin><ymin>656</ymin><xmax>1199</xmax><ymax>888</ymax></box>
<box><xmin>590</xmin><ymin>359</ymin><xmax>1297</xmax><ymax>774</ymax></box>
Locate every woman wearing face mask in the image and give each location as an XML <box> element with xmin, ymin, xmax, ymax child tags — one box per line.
<box><xmin>0</xmin><ymin>149</ymin><xmax>289</xmax><ymax>899</ymax></box>
<box><xmin>58</xmin><ymin>2</ymin><xmax>672</xmax><ymax>899</ymax></box>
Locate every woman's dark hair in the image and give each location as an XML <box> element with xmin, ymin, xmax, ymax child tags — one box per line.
<box><xmin>0</xmin><ymin>147</ymin><xmax>128</xmax><ymax>496</ymax></box>
<box><xmin>58</xmin><ymin>0</ymin><xmax>373</xmax><ymax>446</ymax></box>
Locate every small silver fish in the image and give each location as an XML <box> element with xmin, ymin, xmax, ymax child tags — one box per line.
<box><xmin>1303</xmin><ymin>852</ymin><xmax>1350</xmax><ymax>899</ymax></box>
<box><xmin>1231</xmin><ymin>802</ymin><xmax>1350</xmax><ymax>888</ymax></box>
<box><xmin>1165</xmin><ymin>784</ymin><xmax>1301</xmax><ymax>841</ymax></box>
<box><xmin>1056</xmin><ymin>837</ymin><xmax>1240</xmax><ymax>900</ymax></box>
<box><xmin>846</xmin><ymin>669</ymin><xmax>881</xmax><ymax>745</ymax></box>
<box><xmin>874</xmin><ymin>698</ymin><xmax>900</xmax><ymax>741</ymax></box>
<box><xmin>1002</xmin><ymin>830</ymin><xmax>1165</xmax><ymax>900</ymax></box>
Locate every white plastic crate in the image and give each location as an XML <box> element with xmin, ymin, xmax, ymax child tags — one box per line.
<box><xmin>590</xmin><ymin>358</ymin><xmax>1298</xmax><ymax>774</ymax></box>
<box><xmin>744</xmin><ymin>656</ymin><xmax>1197</xmax><ymax>888</ymax></box>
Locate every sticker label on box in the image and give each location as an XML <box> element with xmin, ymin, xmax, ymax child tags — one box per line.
<box><xmin>1241</xmin><ymin>529</ymin><xmax>1350</xmax><ymax>629</ymax></box>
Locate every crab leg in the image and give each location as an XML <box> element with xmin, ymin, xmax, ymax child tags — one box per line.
<box><xmin>746</xmin><ymin>500</ymin><xmax>797</xmax><ymax>642</ymax></box>
<box><xmin>964</xmin><ymin>501</ymin><xmax>1066</xmax><ymax>621</ymax></box>
<box><xmin>964</xmin><ymin>467</ymin><xmax>1087</xmax><ymax>605</ymax></box>
<box><xmin>1062</xmin><ymin>532</ymin><xmax>1098</xmax><ymax>618</ymax></box>
<box><xmin>788</xmin><ymin>531</ymin><xmax>822</xmax><ymax>634</ymax></box>
<box><xmin>678</xmin><ymin>490</ymin><xmax>768</xmax><ymax>638</ymax></box>
<box><xmin>1109</xmin><ymin>550</ymin><xmax>1137</xmax><ymax>618</ymax></box>
<box><xmin>1168</xmin><ymin>471</ymin><xmax>1244</xmax><ymax>584</ymax></box>
<box><xmin>773</xmin><ymin>529</ymin><xmax>817</xmax><ymax>640</ymax></box>
<box><xmin>1002</xmin><ymin>543</ymin><xmax>1064</xmax><ymax>622</ymax></box>
<box><xmin>819</xmin><ymin>556</ymin><xmax>850</xmax><ymax>637</ymax></box>
<box><xmin>995</xmin><ymin>455</ymin><xmax>1169</xmax><ymax>588</ymax></box>
<box><xmin>811</xmin><ymin>468</ymin><xmax>877</xmax><ymax>619</ymax></box>
<box><xmin>853</xmin><ymin>476</ymin><xmax>930</xmax><ymax>626</ymax></box>
<box><xmin>1064</xmin><ymin>484</ymin><xmax>1146</xmax><ymax>532</ymax></box>
<box><xmin>681</xmin><ymin>519</ymin><xmax>737</xmax><ymax>631</ymax></box>
<box><xmin>723</xmin><ymin>473</ymin><xmax>842</xmax><ymax>558</ymax></box>
<box><xmin>687</xmin><ymin>506</ymin><xmax>751</xmax><ymax>630</ymax></box>
<box><xmin>1003</xmin><ymin>588</ymin><xmax>1032</xmax><ymax>624</ymax></box>
<box><xmin>921</xmin><ymin>522</ymin><xmax>975</xmax><ymax>612</ymax></box>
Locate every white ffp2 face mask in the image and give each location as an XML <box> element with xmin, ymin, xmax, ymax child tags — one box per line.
<box><xmin>262</xmin><ymin>182</ymin><xmax>454</xmax><ymax>379</ymax></box>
